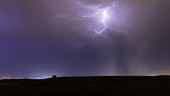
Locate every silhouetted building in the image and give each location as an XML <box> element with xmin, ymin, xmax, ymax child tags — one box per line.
<box><xmin>52</xmin><ymin>75</ymin><xmax>57</xmax><ymax>79</ymax></box>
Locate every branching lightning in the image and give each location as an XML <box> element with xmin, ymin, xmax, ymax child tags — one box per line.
<box><xmin>51</xmin><ymin>1</ymin><xmax>131</xmax><ymax>40</ymax></box>
<box><xmin>83</xmin><ymin>3</ymin><xmax>130</xmax><ymax>39</ymax></box>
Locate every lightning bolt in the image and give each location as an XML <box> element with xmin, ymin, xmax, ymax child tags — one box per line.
<box><xmin>49</xmin><ymin>1</ymin><xmax>131</xmax><ymax>41</ymax></box>
<box><xmin>83</xmin><ymin>3</ymin><xmax>131</xmax><ymax>40</ymax></box>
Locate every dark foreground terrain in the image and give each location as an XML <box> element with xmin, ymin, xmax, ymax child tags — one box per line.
<box><xmin>0</xmin><ymin>76</ymin><xmax>170</xmax><ymax>96</ymax></box>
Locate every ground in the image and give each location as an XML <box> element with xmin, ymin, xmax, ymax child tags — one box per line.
<box><xmin>0</xmin><ymin>76</ymin><xmax>170</xmax><ymax>95</ymax></box>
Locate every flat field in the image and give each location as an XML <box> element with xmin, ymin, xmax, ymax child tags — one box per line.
<box><xmin>0</xmin><ymin>76</ymin><xmax>170</xmax><ymax>95</ymax></box>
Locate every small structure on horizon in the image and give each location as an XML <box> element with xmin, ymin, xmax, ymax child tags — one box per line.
<box><xmin>52</xmin><ymin>75</ymin><xmax>57</xmax><ymax>79</ymax></box>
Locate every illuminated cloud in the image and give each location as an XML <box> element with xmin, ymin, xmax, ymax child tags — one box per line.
<box><xmin>0</xmin><ymin>0</ymin><xmax>170</xmax><ymax>77</ymax></box>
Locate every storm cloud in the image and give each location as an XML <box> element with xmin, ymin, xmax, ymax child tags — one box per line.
<box><xmin>0</xmin><ymin>0</ymin><xmax>170</xmax><ymax>77</ymax></box>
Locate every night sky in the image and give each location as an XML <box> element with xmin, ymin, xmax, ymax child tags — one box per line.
<box><xmin>0</xmin><ymin>0</ymin><xmax>170</xmax><ymax>78</ymax></box>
